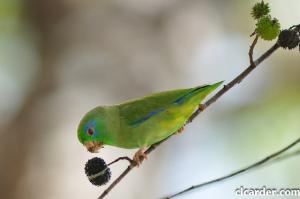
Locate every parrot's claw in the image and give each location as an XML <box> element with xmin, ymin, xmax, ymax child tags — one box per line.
<box><xmin>175</xmin><ymin>127</ymin><xmax>184</xmax><ymax>135</ymax></box>
<box><xmin>199</xmin><ymin>103</ymin><xmax>206</xmax><ymax>111</ymax></box>
<box><xmin>133</xmin><ymin>148</ymin><xmax>147</xmax><ymax>167</ymax></box>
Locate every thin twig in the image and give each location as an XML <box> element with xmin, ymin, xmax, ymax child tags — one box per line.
<box><xmin>250</xmin><ymin>31</ymin><xmax>256</xmax><ymax>37</ymax></box>
<box><xmin>274</xmin><ymin>149</ymin><xmax>300</xmax><ymax>162</ymax></box>
<box><xmin>98</xmin><ymin>140</ymin><xmax>167</xmax><ymax>199</ymax></box>
<box><xmin>188</xmin><ymin>42</ymin><xmax>279</xmax><ymax>123</ymax></box>
<box><xmin>98</xmin><ymin>40</ymin><xmax>280</xmax><ymax>199</ymax></box>
<box><xmin>166</xmin><ymin>136</ymin><xmax>300</xmax><ymax>198</ymax></box>
<box><xmin>249</xmin><ymin>35</ymin><xmax>259</xmax><ymax>67</ymax></box>
<box><xmin>289</xmin><ymin>24</ymin><xmax>300</xmax><ymax>31</ymax></box>
<box><xmin>107</xmin><ymin>156</ymin><xmax>134</xmax><ymax>166</ymax></box>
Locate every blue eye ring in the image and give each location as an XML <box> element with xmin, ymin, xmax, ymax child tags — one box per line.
<box><xmin>84</xmin><ymin>119</ymin><xmax>97</xmax><ymax>136</ymax></box>
<box><xmin>86</xmin><ymin>127</ymin><xmax>94</xmax><ymax>136</ymax></box>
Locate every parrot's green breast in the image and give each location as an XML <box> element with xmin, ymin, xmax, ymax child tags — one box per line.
<box><xmin>101</xmin><ymin>82</ymin><xmax>223</xmax><ymax>149</ymax></box>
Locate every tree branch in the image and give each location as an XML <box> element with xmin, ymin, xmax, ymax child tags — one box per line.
<box><xmin>249</xmin><ymin>35</ymin><xmax>259</xmax><ymax>67</ymax></box>
<box><xmin>98</xmin><ymin>36</ymin><xmax>281</xmax><ymax>199</ymax></box>
<box><xmin>107</xmin><ymin>156</ymin><xmax>134</xmax><ymax>166</ymax></box>
<box><xmin>166</xmin><ymin>136</ymin><xmax>300</xmax><ymax>198</ymax></box>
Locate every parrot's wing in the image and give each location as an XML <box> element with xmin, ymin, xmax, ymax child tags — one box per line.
<box><xmin>118</xmin><ymin>83</ymin><xmax>220</xmax><ymax>126</ymax></box>
<box><xmin>118</xmin><ymin>88</ymin><xmax>191</xmax><ymax>126</ymax></box>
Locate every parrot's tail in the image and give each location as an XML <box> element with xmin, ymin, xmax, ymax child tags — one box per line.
<box><xmin>174</xmin><ymin>81</ymin><xmax>223</xmax><ymax>105</ymax></box>
<box><xmin>195</xmin><ymin>81</ymin><xmax>224</xmax><ymax>93</ymax></box>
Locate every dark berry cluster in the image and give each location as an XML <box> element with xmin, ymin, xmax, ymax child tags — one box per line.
<box><xmin>278</xmin><ymin>27</ymin><xmax>300</xmax><ymax>50</ymax></box>
<box><xmin>85</xmin><ymin>157</ymin><xmax>111</xmax><ymax>186</ymax></box>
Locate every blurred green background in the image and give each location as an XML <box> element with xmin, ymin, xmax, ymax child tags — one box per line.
<box><xmin>0</xmin><ymin>0</ymin><xmax>299</xmax><ymax>199</ymax></box>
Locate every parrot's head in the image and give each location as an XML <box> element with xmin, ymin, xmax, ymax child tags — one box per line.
<box><xmin>77</xmin><ymin>107</ymin><xmax>110</xmax><ymax>153</ymax></box>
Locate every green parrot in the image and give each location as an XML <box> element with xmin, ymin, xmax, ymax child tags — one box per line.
<box><xmin>77</xmin><ymin>82</ymin><xmax>222</xmax><ymax>164</ymax></box>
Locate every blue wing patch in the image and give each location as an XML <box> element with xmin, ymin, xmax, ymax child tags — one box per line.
<box><xmin>173</xmin><ymin>94</ymin><xmax>190</xmax><ymax>105</ymax></box>
<box><xmin>173</xmin><ymin>85</ymin><xmax>209</xmax><ymax>105</ymax></box>
<box><xmin>130</xmin><ymin>85</ymin><xmax>210</xmax><ymax>126</ymax></box>
<box><xmin>130</xmin><ymin>108</ymin><xmax>165</xmax><ymax>126</ymax></box>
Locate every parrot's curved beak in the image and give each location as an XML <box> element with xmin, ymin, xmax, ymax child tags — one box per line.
<box><xmin>83</xmin><ymin>141</ymin><xmax>103</xmax><ymax>153</ymax></box>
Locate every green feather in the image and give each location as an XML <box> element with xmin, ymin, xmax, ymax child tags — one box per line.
<box><xmin>77</xmin><ymin>81</ymin><xmax>223</xmax><ymax>149</ymax></box>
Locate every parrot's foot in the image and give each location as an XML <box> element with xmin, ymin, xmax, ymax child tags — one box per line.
<box><xmin>199</xmin><ymin>104</ymin><xmax>206</xmax><ymax>111</ymax></box>
<box><xmin>175</xmin><ymin>127</ymin><xmax>184</xmax><ymax>135</ymax></box>
<box><xmin>133</xmin><ymin>148</ymin><xmax>147</xmax><ymax>167</ymax></box>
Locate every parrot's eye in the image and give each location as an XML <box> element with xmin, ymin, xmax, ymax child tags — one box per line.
<box><xmin>87</xmin><ymin>128</ymin><xmax>94</xmax><ymax>136</ymax></box>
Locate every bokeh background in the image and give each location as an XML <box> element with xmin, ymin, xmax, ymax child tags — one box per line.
<box><xmin>0</xmin><ymin>0</ymin><xmax>299</xmax><ymax>199</ymax></box>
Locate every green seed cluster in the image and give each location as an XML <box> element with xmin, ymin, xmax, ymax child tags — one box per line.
<box><xmin>251</xmin><ymin>1</ymin><xmax>280</xmax><ymax>41</ymax></box>
<box><xmin>251</xmin><ymin>1</ymin><xmax>270</xmax><ymax>19</ymax></box>
<box><xmin>256</xmin><ymin>16</ymin><xmax>280</xmax><ymax>41</ymax></box>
